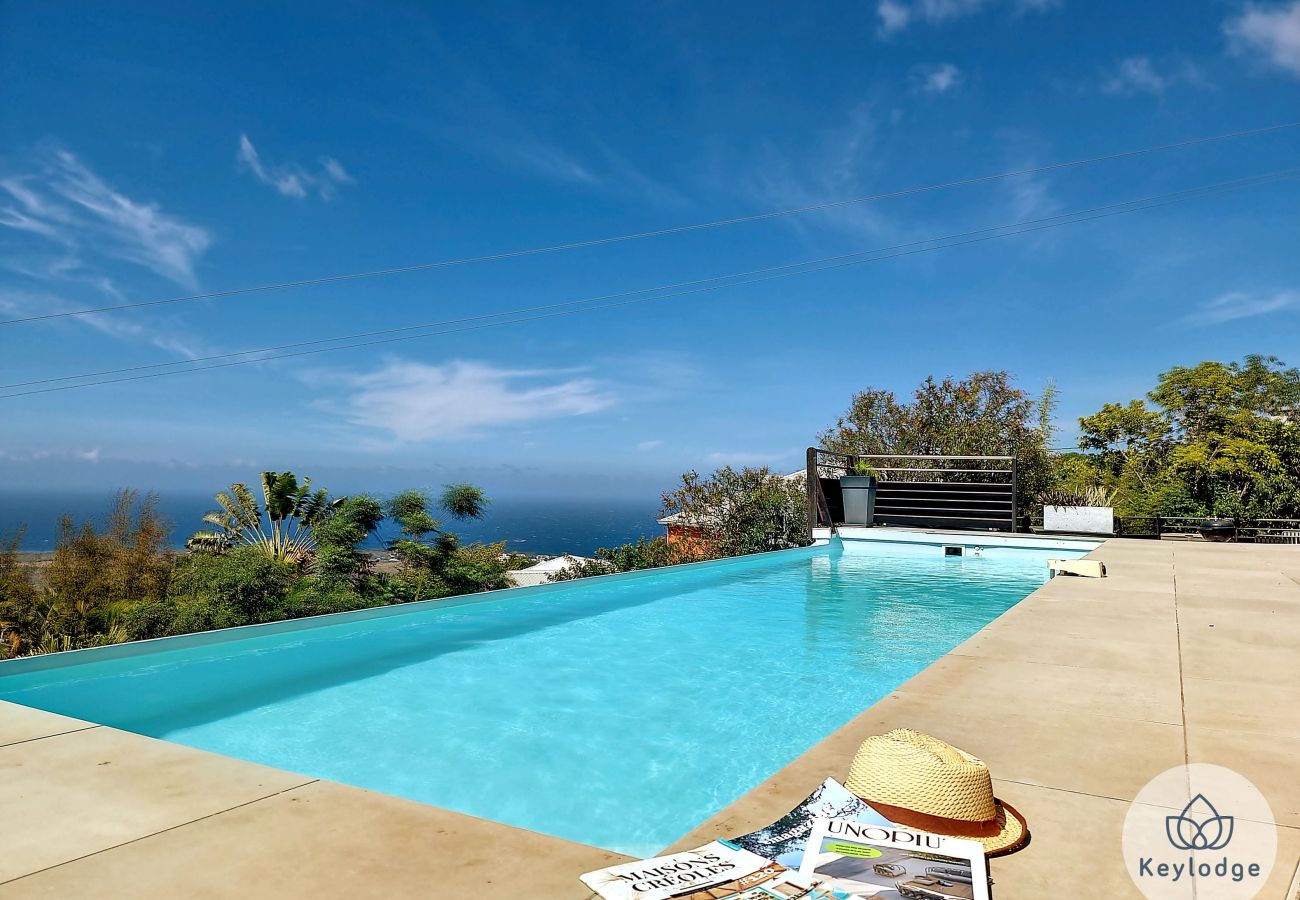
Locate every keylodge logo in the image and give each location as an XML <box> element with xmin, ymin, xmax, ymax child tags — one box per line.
<box><xmin>1166</xmin><ymin>794</ymin><xmax>1234</xmax><ymax>851</ymax></box>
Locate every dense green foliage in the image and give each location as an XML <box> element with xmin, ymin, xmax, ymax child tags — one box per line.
<box><xmin>0</xmin><ymin>473</ymin><xmax>516</xmax><ymax>659</ymax></box>
<box><xmin>551</xmin><ymin>467</ymin><xmax>809</xmax><ymax>581</ymax></box>
<box><xmin>547</xmin><ymin>536</ymin><xmax>677</xmax><ymax>581</ymax></box>
<box><xmin>1073</xmin><ymin>355</ymin><xmax>1300</xmax><ymax>519</ymax></box>
<box><xmin>0</xmin><ymin>491</ymin><xmax>170</xmax><ymax>656</ymax></box>
<box><xmin>661</xmin><ymin>466</ymin><xmax>810</xmax><ymax>555</ymax></box>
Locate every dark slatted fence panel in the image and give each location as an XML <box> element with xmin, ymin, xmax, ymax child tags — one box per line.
<box><xmin>872</xmin><ymin>480</ymin><xmax>1014</xmax><ymax>531</ymax></box>
<box><xmin>807</xmin><ymin>449</ymin><xmax>1018</xmax><ymax>535</ymax></box>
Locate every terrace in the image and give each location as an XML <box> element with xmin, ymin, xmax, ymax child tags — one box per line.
<box><xmin>2</xmin><ymin>531</ymin><xmax>1296</xmax><ymax>898</ymax></box>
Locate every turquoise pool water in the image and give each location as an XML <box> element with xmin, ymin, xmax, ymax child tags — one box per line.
<box><xmin>0</xmin><ymin>538</ymin><xmax>1086</xmax><ymax>854</ymax></box>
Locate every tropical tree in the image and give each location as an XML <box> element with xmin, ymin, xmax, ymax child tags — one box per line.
<box><xmin>384</xmin><ymin>485</ymin><xmax>491</xmax><ymax>600</ymax></box>
<box><xmin>187</xmin><ymin>471</ymin><xmax>340</xmax><ymax>564</ymax></box>
<box><xmin>1079</xmin><ymin>355</ymin><xmax>1300</xmax><ymax>518</ymax></box>
<box><xmin>0</xmin><ymin>528</ymin><xmax>41</xmax><ymax>658</ymax></box>
<box><xmin>2</xmin><ymin>492</ymin><xmax>172</xmax><ymax>657</ymax></box>
<box><xmin>661</xmin><ymin>466</ymin><xmax>810</xmax><ymax>558</ymax></box>
<box><xmin>818</xmin><ymin>370</ymin><xmax>1055</xmax><ymax>512</ymax></box>
<box><xmin>311</xmin><ymin>495</ymin><xmax>385</xmax><ymax>585</ymax></box>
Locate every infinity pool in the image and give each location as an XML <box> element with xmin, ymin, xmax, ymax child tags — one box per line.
<box><xmin>0</xmin><ymin>535</ymin><xmax>1090</xmax><ymax>854</ymax></box>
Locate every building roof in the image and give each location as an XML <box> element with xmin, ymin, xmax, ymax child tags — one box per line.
<box><xmin>505</xmin><ymin>554</ymin><xmax>594</xmax><ymax>587</ymax></box>
<box><xmin>514</xmin><ymin>555</ymin><xmax>593</xmax><ymax>573</ymax></box>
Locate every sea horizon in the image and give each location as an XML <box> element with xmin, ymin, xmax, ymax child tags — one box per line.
<box><xmin>0</xmin><ymin>489</ymin><xmax>662</xmax><ymax>557</ymax></box>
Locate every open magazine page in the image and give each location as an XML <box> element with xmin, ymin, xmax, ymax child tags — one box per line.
<box><xmin>797</xmin><ymin>818</ymin><xmax>990</xmax><ymax>900</ymax></box>
<box><xmin>729</xmin><ymin>777</ymin><xmax>893</xmax><ymax>869</ymax></box>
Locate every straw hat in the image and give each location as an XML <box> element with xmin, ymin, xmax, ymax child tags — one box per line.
<box><xmin>844</xmin><ymin>729</ymin><xmax>1029</xmax><ymax>856</ymax></box>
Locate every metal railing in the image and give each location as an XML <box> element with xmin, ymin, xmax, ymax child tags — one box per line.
<box><xmin>1101</xmin><ymin>516</ymin><xmax>1300</xmax><ymax>543</ymax></box>
<box><xmin>806</xmin><ymin>448</ymin><xmax>1018</xmax><ymax>535</ymax></box>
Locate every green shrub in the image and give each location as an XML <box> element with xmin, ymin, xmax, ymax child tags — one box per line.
<box><xmin>279</xmin><ymin>581</ymin><xmax>378</xmax><ymax>618</ymax></box>
<box><xmin>167</xmin><ymin>545</ymin><xmax>298</xmax><ymax>623</ymax></box>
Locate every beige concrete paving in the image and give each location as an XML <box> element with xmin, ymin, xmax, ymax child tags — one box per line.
<box><xmin>0</xmin><ymin>703</ymin><xmax>94</xmax><ymax>747</ymax></box>
<box><xmin>0</xmin><ymin>701</ymin><xmax>627</xmax><ymax>898</ymax></box>
<box><xmin>0</xmin><ymin>779</ymin><xmax>628</xmax><ymax>899</ymax></box>
<box><xmin>0</xmin><ymin>721</ymin><xmax>315</xmax><ymax>883</ymax></box>
<box><xmin>1</xmin><ymin>538</ymin><xmax>1297</xmax><ymax>898</ymax></box>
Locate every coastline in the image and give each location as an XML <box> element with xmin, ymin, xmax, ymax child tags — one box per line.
<box><xmin>2</xmin><ymin>492</ymin><xmax>660</xmax><ymax>558</ymax></box>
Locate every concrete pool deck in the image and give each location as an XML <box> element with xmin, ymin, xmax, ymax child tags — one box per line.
<box><xmin>2</xmin><ymin>537</ymin><xmax>1298</xmax><ymax>897</ymax></box>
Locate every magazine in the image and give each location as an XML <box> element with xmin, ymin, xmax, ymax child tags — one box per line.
<box><xmin>580</xmin><ymin>839</ymin><xmax>850</xmax><ymax>900</ymax></box>
<box><xmin>581</xmin><ymin>840</ymin><xmax>792</xmax><ymax>900</ymax></box>
<box><xmin>797</xmin><ymin>817</ymin><xmax>990</xmax><ymax>900</ymax></box>
<box><xmin>729</xmin><ymin>778</ymin><xmax>893</xmax><ymax>869</ymax></box>
<box><xmin>581</xmin><ymin>779</ymin><xmax>895</xmax><ymax>900</ymax></box>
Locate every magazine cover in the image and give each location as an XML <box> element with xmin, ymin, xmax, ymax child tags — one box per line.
<box><xmin>797</xmin><ymin>818</ymin><xmax>990</xmax><ymax>900</ymax></box>
<box><xmin>580</xmin><ymin>840</ymin><xmax>785</xmax><ymax>900</ymax></box>
<box><xmin>580</xmin><ymin>839</ymin><xmax>853</xmax><ymax>900</ymax></box>
<box><xmin>729</xmin><ymin>778</ymin><xmax>893</xmax><ymax>869</ymax></box>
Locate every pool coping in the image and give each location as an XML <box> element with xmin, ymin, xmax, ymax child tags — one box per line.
<box><xmin>2</xmin><ymin>536</ymin><xmax>1298</xmax><ymax>897</ymax></box>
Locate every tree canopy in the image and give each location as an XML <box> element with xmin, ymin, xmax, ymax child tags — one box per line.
<box><xmin>0</xmin><ymin>474</ymin><xmax>509</xmax><ymax>659</ymax></box>
<box><xmin>1078</xmin><ymin>355</ymin><xmax>1300</xmax><ymax>518</ymax></box>
<box><xmin>661</xmin><ymin>466</ymin><xmax>809</xmax><ymax>557</ymax></box>
<box><xmin>818</xmin><ymin>370</ymin><xmax>1054</xmax><ymax>512</ymax></box>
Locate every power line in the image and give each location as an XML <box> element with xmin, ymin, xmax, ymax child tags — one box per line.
<box><xmin>3</xmin><ymin>166</ymin><xmax>1295</xmax><ymax>400</ymax></box>
<box><xmin>3</xmin><ymin>120</ymin><xmax>1299</xmax><ymax>328</ymax></box>
<box><xmin>7</xmin><ymin>166</ymin><xmax>1294</xmax><ymax>391</ymax></box>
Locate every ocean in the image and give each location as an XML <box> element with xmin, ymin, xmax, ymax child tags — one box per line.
<box><xmin>0</xmin><ymin>490</ymin><xmax>661</xmax><ymax>557</ymax></box>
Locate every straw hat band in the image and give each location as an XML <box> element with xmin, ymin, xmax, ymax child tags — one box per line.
<box><xmin>865</xmin><ymin>800</ymin><xmax>1005</xmax><ymax>839</ymax></box>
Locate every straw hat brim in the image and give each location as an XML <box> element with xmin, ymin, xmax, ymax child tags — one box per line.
<box><xmin>863</xmin><ymin>797</ymin><xmax>1030</xmax><ymax>857</ymax></box>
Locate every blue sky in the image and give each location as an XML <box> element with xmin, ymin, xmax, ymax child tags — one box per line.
<box><xmin>2</xmin><ymin>0</ymin><xmax>1299</xmax><ymax>500</ymax></box>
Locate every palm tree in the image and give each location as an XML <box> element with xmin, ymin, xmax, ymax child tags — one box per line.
<box><xmin>187</xmin><ymin>471</ymin><xmax>341</xmax><ymax>563</ymax></box>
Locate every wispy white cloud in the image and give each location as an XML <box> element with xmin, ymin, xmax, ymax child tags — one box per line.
<box><xmin>467</xmin><ymin>128</ymin><xmax>600</xmax><ymax>187</ymax></box>
<box><xmin>877</xmin><ymin>0</ymin><xmax>915</xmax><ymax>34</ymax></box>
<box><xmin>1225</xmin><ymin>1</ymin><xmax>1300</xmax><ymax>78</ymax></box>
<box><xmin>378</xmin><ymin>51</ymin><xmax>686</xmax><ymax>209</ymax></box>
<box><xmin>1186</xmin><ymin>290</ymin><xmax>1300</xmax><ymax>324</ymax></box>
<box><xmin>0</xmin><ymin>447</ymin><xmax>102</xmax><ymax>464</ymax></box>
<box><xmin>910</xmin><ymin>62</ymin><xmax>964</xmax><ymax>94</ymax></box>
<box><xmin>0</xmin><ymin>144</ymin><xmax>211</xmax><ymax>288</ymax></box>
<box><xmin>735</xmin><ymin>104</ymin><xmax>892</xmax><ymax>241</ymax></box>
<box><xmin>1100</xmin><ymin>56</ymin><xmax>1204</xmax><ymax>95</ymax></box>
<box><xmin>0</xmin><ymin>144</ymin><xmax>213</xmax><ymax>356</ymax></box>
<box><xmin>1006</xmin><ymin>172</ymin><xmax>1061</xmax><ymax>222</ymax></box>
<box><xmin>0</xmin><ymin>287</ymin><xmax>207</xmax><ymax>358</ymax></box>
<box><xmin>435</xmin><ymin>121</ymin><xmax>687</xmax><ymax>209</ymax></box>
<box><xmin>636</xmin><ymin>439</ymin><xmax>665</xmax><ymax>451</ymax></box>
<box><xmin>317</xmin><ymin>359</ymin><xmax>616</xmax><ymax>442</ymax></box>
<box><xmin>237</xmin><ymin>134</ymin><xmax>354</xmax><ymax>200</ymax></box>
<box><xmin>876</xmin><ymin>0</ymin><xmax>1057</xmax><ymax>36</ymax></box>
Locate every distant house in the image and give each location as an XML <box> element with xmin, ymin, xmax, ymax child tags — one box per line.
<box><xmin>656</xmin><ymin>511</ymin><xmax>716</xmax><ymax>559</ymax></box>
<box><xmin>506</xmin><ymin>555</ymin><xmax>593</xmax><ymax>587</ymax></box>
